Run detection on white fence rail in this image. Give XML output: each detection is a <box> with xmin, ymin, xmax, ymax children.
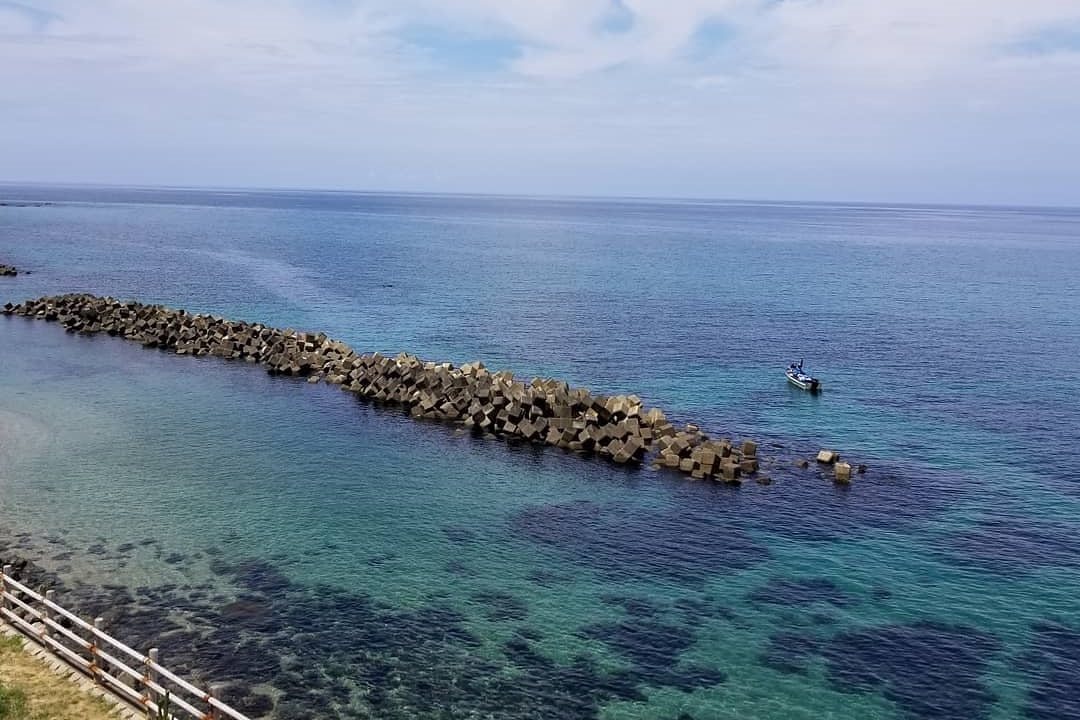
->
<box><xmin>1</xmin><ymin>564</ymin><xmax>253</xmax><ymax>720</ymax></box>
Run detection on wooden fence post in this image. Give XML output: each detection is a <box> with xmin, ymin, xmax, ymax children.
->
<box><xmin>145</xmin><ymin>647</ymin><xmax>159</xmax><ymax>718</ymax></box>
<box><xmin>43</xmin><ymin>590</ymin><xmax>55</xmax><ymax>640</ymax></box>
<box><xmin>1</xmin><ymin>564</ymin><xmax>11</xmax><ymax>613</ymax></box>
<box><xmin>92</xmin><ymin>616</ymin><xmax>105</xmax><ymax>684</ymax></box>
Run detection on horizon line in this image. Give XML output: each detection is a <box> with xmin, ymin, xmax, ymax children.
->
<box><xmin>1</xmin><ymin>178</ymin><xmax>1077</xmax><ymax>213</ymax></box>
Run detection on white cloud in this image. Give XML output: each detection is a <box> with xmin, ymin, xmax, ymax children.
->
<box><xmin>0</xmin><ymin>6</ymin><xmax>40</xmax><ymax>34</ymax></box>
<box><xmin>1</xmin><ymin>1</ymin><xmax>1079</xmax><ymax>204</ymax></box>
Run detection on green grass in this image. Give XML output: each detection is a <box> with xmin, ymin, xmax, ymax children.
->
<box><xmin>0</xmin><ymin>635</ymin><xmax>24</xmax><ymax>654</ymax></box>
<box><xmin>0</xmin><ymin>635</ymin><xmax>30</xmax><ymax>719</ymax></box>
<box><xmin>0</xmin><ymin>682</ymin><xmax>29</xmax><ymax>720</ymax></box>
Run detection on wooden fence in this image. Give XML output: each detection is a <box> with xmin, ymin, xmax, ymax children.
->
<box><xmin>1</xmin><ymin>564</ymin><xmax>253</xmax><ymax>720</ymax></box>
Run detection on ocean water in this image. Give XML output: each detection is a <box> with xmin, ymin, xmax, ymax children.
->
<box><xmin>1</xmin><ymin>185</ymin><xmax>1079</xmax><ymax>720</ymax></box>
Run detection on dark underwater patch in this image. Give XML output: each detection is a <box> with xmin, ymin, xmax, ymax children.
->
<box><xmin>940</xmin><ymin>515</ymin><xmax>1080</xmax><ymax>576</ymax></box>
<box><xmin>580</xmin><ymin>616</ymin><xmax>695</xmax><ymax>670</ymax></box>
<box><xmin>40</xmin><ymin>548</ymin><xmax>726</xmax><ymax>720</ymax></box>
<box><xmin>219</xmin><ymin>597</ymin><xmax>277</xmax><ymax>632</ymax></box>
<box><xmin>660</xmin><ymin>453</ymin><xmax>963</xmax><ymax>543</ymax></box>
<box><xmin>219</xmin><ymin>687</ymin><xmax>275</xmax><ymax>718</ymax></box>
<box><xmin>761</xmin><ymin>631</ymin><xmax>821</xmax><ymax>675</ymax></box>
<box><xmin>764</xmin><ymin>621</ymin><xmax>1000</xmax><ymax>720</ymax></box>
<box><xmin>209</xmin><ymin>557</ymin><xmax>292</xmax><ymax>594</ymax></box>
<box><xmin>1017</xmin><ymin>621</ymin><xmax>1080</xmax><ymax>720</ymax></box>
<box><xmin>0</xmin><ymin>545</ymin><xmax>816</xmax><ymax>719</ymax></box>
<box><xmin>750</xmin><ymin>577</ymin><xmax>858</xmax><ymax>607</ymax></box>
<box><xmin>511</xmin><ymin>500</ymin><xmax>767</xmax><ymax>585</ymax></box>
<box><xmin>579</xmin><ymin>614</ymin><xmax>726</xmax><ymax>693</ymax></box>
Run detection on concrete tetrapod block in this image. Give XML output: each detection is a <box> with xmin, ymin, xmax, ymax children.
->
<box><xmin>697</xmin><ymin>449</ymin><xmax>718</xmax><ymax>474</ymax></box>
<box><xmin>834</xmin><ymin>462</ymin><xmax>853</xmax><ymax>483</ymax></box>
<box><xmin>622</xmin><ymin>435</ymin><xmax>645</xmax><ymax>459</ymax></box>
<box><xmin>816</xmin><ymin>449</ymin><xmax>839</xmax><ymax>464</ymax></box>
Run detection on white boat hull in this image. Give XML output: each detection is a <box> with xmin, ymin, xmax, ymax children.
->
<box><xmin>786</xmin><ymin>371</ymin><xmax>821</xmax><ymax>392</ymax></box>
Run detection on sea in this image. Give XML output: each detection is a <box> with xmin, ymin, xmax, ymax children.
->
<box><xmin>1</xmin><ymin>184</ymin><xmax>1079</xmax><ymax>720</ymax></box>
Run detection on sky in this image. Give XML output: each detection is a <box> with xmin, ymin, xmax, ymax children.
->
<box><xmin>2</xmin><ymin>0</ymin><xmax>1079</xmax><ymax>205</ymax></box>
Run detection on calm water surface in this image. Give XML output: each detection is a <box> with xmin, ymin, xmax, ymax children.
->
<box><xmin>1</xmin><ymin>185</ymin><xmax>1079</xmax><ymax>720</ymax></box>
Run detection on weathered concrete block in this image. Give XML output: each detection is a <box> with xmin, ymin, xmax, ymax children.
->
<box><xmin>834</xmin><ymin>462</ymin><xmax>852</xmax><ymax>483</ymax></box>
<box><xmin>643</xmin><ymin>407</ymin><xmax>667</xmax><ymax>426</ymax></box>
<box><xmin>653</xmin><ymin>422</ymin><xmax>677</xmax><ymax>438</ymax></box>
<box><xmin>816</xmin><ymin>449</ymin><xmax>839</xmax><ymax>464</ymax></box>
<box><xmin>622</xmin><ymin>435</ymin><xmax>645</xmax><ymax>459</ymax></box>
<box><xmin>741</xmin><ymin>440</ymin><xmax>757</xmax><ymax>458</ymax></box>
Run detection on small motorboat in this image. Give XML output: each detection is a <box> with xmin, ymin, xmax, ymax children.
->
<box><xmin>786</xmin><ymin>360</ymin><xmax>821</xmax><ymax>392</ymax></box>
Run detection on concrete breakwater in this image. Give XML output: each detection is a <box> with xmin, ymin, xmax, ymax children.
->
<box><xmin>3</xmin><ymin>293</ymin><xmax>832</xmax><ymax>484</ymax></box>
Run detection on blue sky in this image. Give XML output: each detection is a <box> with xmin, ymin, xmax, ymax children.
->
<box><xmin>1</xmin><ymin>0</ymin><xmax>1079</xmax><ymax>205</ymax></box>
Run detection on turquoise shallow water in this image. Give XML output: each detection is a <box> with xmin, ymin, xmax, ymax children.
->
<box><xmin>1</xmin><ymin>186</ymin><xmax>1080</xmax><ymax>719</ymax></box>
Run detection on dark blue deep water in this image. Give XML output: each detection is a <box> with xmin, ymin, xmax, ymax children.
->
<box><xmin>2</xmin><ymin>185</ymin><xmax>1080</xmax><ymax>719</ymax></box>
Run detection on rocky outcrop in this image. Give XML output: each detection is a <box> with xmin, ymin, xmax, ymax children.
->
<box><xmin>0</xmin><ymin>264</ymin><xmax>17</xmax><ymax>276</ymax></box>
<box><xmin>3</xmin><ymin>294</ymin><xmax>860</xmax><ymax>485</ymax></box>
